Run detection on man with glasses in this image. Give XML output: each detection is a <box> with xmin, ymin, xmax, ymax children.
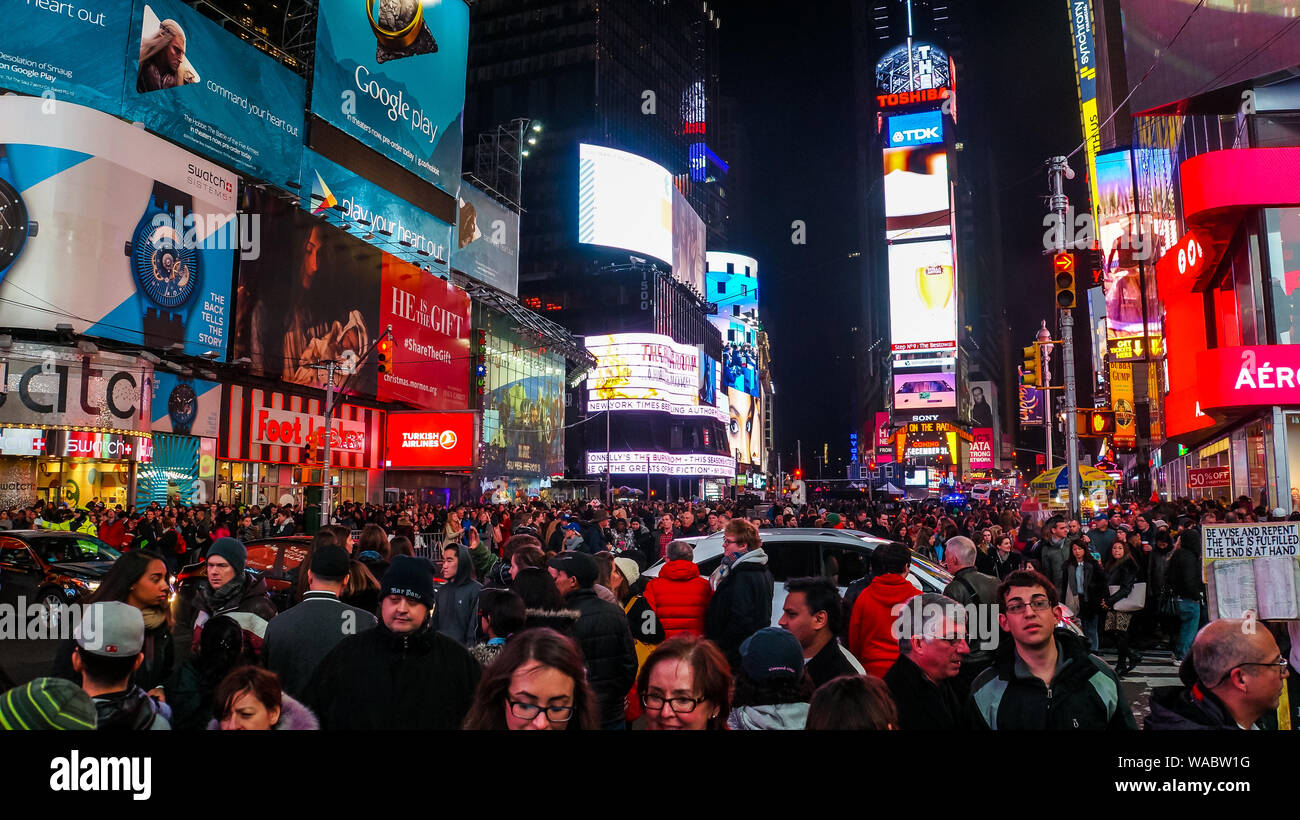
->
<box><xmin>885</xmin><ymin>593</ymin><xmax>971</xmax><ymax>730</ymax></box>
<box><xmin>1146</xmin><ymin>618</ymin><xmax>1289</xmax><ymax>730</ymax></box>
<box><xmin>968</xmin><ymin>569</ymin><xmax>1136</xmax><ymax>730</ymax></box>
<box><xmin>705</xmin><ymin>519</ymin><xmax>773</xmax><ymax>670</ymax></box>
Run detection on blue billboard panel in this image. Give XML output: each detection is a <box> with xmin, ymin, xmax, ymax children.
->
<box><xmin>0</xmin><ymin>97</ymin><xmax>237</xmax><ymax>358</ymax></box>
<box><xmin>0</xmin><ymin>0</ymin><xmax>132</xmax><ymax>112</ymax></box>
<box><xmin>310</xmin><ymin>0</ymin><xmax>469</xmax><ymax>195</ymax></box>
<box><xmin>887</xmin><ymin>111</ymin><xmax>943</xmax><ymax>147</ymax></box>
<box><xmin>120</xmin><ymin>0</ymin><xmax>306</xmax><ymax>186</ymax></box>
<box><xmin>301</xmin><ymin>148</ymin><xmax>452</xmax><ymax>272</ymax></box>
<box><xmin>451</xmin><ymin>182</ymin><xmax>520</xmax><ymax>297</ymax></box>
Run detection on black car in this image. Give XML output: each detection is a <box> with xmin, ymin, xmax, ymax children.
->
<box><xmin>0</xmin><ymin>530</ymin><xmax>120</xmax><ymax>627</ymax></box>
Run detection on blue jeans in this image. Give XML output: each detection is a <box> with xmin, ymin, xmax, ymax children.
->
<box><xmin>1175</xmin><ymin>598</ymin><xmax>1203</xmax><ymax>660</ymax></box>
<box><xmin>1080</xmin><ymin>613</ymin><xmax>1100</xmax><ymax>652</ymax></box>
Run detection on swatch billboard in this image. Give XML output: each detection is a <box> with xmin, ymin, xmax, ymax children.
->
<box><xmin>0</xmin><ymin>96</ymin><xmax>237</xmax><ymax>358</ymax></box>
<box><xmin>233</xmin><ymin>188</ymin><xmax>470</xmax><ymax>410</ymax></box>
<box><xmin>120</xmin><ymin>0</ymin><xmax>306</xmax><ymax>187</ymax></box>
<box><xmin>451</xmin><ymin>181</ymin><xmax>519</xmax><ymax>297</ymax></box>
<box><xmin>303</xmin><ymin>148</ymin><xmax>453</xmax><ymax>271</ymax></box>
<box><xmin>310</xmin><ymin>0</ymin><xmax>469</xmax><ymax>195</ymax></box>
<box><xmin>0</xmin><ymin>0</ymin><xmax>132</xmax><ymax>112</ymax></box>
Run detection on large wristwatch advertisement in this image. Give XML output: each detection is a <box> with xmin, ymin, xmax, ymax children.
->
<box><xmin>125</xmin><ymin>180</ymin><xmax>202</xmax><ymax>347</ymax></box>
<box><xmin>0</xmin><ymin>147</ymin><xmax>37</xmax><ymax>278</ymax></box>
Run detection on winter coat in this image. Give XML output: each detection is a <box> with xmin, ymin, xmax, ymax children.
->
<box><xmin>434</xmin><ymin>544</ymin><xmax>483</xmax><ymax>646</ymax></box>
<box><xmin>52</xmin><ymin>613</ymin><xmax>174</xmax><ymax>693</ymax></box>
<box><xmin>704</xmin><ymin>549</ymin><xmax>775</xmax><ymax>668</ymax></box>
<box><xmin>207</xmin><ymin>693</ymin><xmax>319</xmax><ymax>730</ymax></box>
<box><xmin>848</xmin><ymin>573</ymin><xmax>920</xmax><ymax>677</ymax></box>
<box><xmin>1102</xmin><ymin>558</ymin><xmax>1140</xmax><ymax>610</ymax></box>
<box><xmin>523</xmin><ymin>607</ymin><xmax>581</xmax><ymax>636</ymax></box>
<box><xmin>968</xmin><ymin>628</ymin><xmax>1137</xmax><ymax>730</ymax></box>
<box><xmin>644</xmin><ymin>560</ymin><xmax>712</xmax><ymax>638</ymax></box>
<box><xmin>263</xmin><ymin>590</ymin><xmax>377</xmax><ymax>698</ymax></box>
<box><xmin>984</xmin><ymin>548</ymin><xmax>1025</xmax><ymax>580</ymax></box>
<box><xmin>302</xmin><ymin>617</ymin><xmax>481</xmax><ymax>730</ymax></box>
<box><xmin>1038</xmin><ymin>539</ymin><xmax>1070</xmax><ymax>589</ymax></box>
<box><xmin>1059</xmin><ymin>560</ymin><xmax>1107</xmax><ymax>618</ymax></box>
<box><xmin>727</xmin><ymin>702</ymin><xmax>809</xmax><ymax>730</ymax></box>
<box><xmin>1168</xmin><ymin>543</ymin><xmax>1204</xmax><ymax>600</ymax></box>
<box><xmin>884</xmin><ymin>652</ymin><xmax>967</xmax><ymax>730</ymax></box>
<box><xmin>192</xmin><ymin>571</ymin><xmax>278</xmax><ymax>658</ymax></box>
<box><xmin>91</xmin><ymin>685</ymin><xmax>172</xmax><ymax>730</ymax></box>
<box><xmin>1144</xmin><ymin>684</ymin><xmax>1251</xmax><ymax>730</ymax></box>
<box><xmin>565</xmin><ymin>587</ymin><xmax>638</xmax><ymax>725</ymax></box>
<box><xmin>804</xmin><ymin>637</ymin><xmax>865</xmax><ymax>688</ymax></box>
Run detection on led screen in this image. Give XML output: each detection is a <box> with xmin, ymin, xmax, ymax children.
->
<box><xmin>577</xmin><ymin>144</ymin><xmax>673</xmax><ymax>264</ymax></box>
<box><xmin>888</xmin><ymin>240</ymin><xmax>957</xmax><ymax>353</ymax></box>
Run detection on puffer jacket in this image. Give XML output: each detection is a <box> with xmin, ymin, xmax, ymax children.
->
<box><xmin>704</xmin><ymin>549</ymin><xmax>775</xmax><ymax>668</ymax></box>
<box><xmin>565</xmin><ymin>588</ymin><xmax>638</xmax><ymax>726</ymax></box>
<box><xmin>727</xmin><ymin>702</ymin><xmax>809</xmax><ymax>730</ymax></box>
<box><xmin>968</xmin><ymin>628</ymin><xmax>1137</xmax><ymax>730</ymax></box>
<box><xmin>92</xmin><ymin>685</ymin><xmax>172</xmax><ymax>730</ymax></box>
<box><xmin>644</xmin><ymin>560</ymin><xmax>712</xmax><ymax>637</ymax></box>
<box><xmin>192</xmin><ymin>571</ymin><xmax>278</xmax><ymax>658</ymax></box>
<box><xmin>433</xmin><ymin>544</ymin><xmax>482</xmax><ymax>646</ymax></box>
<box><xmin>847</xmin><ymin>573</ymin><xmax>920</xmax><ymax>677</ymax></box>
<box><xmin>207</xmin><ymin>693</ymin><xmax>319</xmax><ymax>730</ymax></box>
<box><xmin>1144</xmin><ymin>684</ymin><xmax>1249</xmax><ymax>730</ymax></box>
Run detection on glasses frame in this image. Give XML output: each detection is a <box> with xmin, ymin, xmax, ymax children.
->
<box><xmin>641</xmin><ymin>693</ymin><xmax>706</xmax><ymax>714</ymax></box>
<box><xmin>1004</xmin><ymin>598</ymin><xmax>1053</xmax><ymax>615</ymax></box>
<box><xmin>506</xmin><ymin>699</ymin><xmax>573</xmax><ymax>723</ymax></box>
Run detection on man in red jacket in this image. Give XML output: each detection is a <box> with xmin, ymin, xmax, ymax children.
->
<box><xmin>644</xmin><ymin>541</ymin><xmax>712</xmax><ymax>637</ymax></box>
<box><xmin>98</xmin><ymin>509</ymin><xmax>127</xmax><ymax>549</ymax></box>
<box><xmin>848</xmin><ymin>542</ymin><xmax>920</xmax><ymax>677</ymax></box>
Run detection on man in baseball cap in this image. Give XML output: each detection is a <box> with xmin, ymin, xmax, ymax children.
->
<box><xmin>73</xmin><ymin>602</ymin><xmax>172</xmax><ymax>730</ymax></box>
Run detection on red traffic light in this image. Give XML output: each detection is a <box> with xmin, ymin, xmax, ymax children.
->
<box><xmin>377</xmin><ymin>338</ymin><xmax>393</xmax><ymax>374</ymax></box>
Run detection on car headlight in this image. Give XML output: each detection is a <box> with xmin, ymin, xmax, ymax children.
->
<box><xmin>85</xmin><ymin>580</ymin><xmax>100</xmax><ymax>591</ymax></box>
<box><xmin>168</xmin><ymin>575</ymin><xmax>177</xmax><ymax>586</ymax></box>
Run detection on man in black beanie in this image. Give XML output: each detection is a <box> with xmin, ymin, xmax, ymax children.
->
<box><xmin>302</xmin><ymin>555</ymin><xmax>481</xmax><ymax>730</ymax></box>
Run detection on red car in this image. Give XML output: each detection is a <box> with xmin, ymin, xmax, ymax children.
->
<box><xmin>172</xmin><ymin>536</ymin><xmax>311</xmax><ymax>621</ymax></box>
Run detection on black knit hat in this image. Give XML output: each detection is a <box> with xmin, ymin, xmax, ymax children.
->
<box><xmin>380</xmin><ymin>555</ymin><xmax>436</xmax><ymax>608</ymax></box>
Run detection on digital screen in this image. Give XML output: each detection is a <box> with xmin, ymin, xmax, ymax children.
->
<box><xmin>586</xmin><ymin>333</ymin><xmax>725</xmax><ymax>421</ymax></box>
<box><xmin>587</xmin><ymin>450</ymin><xmax>736</xmax><ymax>479</ymax></box>
<box><xmin>905</xmin><ymin>467</ymin><xmax>929</xmax><ymax>487</ymax></box>
<box><xmin>888</xmin><ymin>239</ymin><xmax>958</xmax><ymax>352</ymax></box>
<box><xmin>887</xmin><ymin>111</ymin><xmax>944</xmax><ymax>147</ymax></box>
<box><xmin>893</xmin><ymin>372</ymin><xmax>956</xmax><ymax>410</ymax></box>
<box><xmin>883</xmin><ymin>142</ymin><xmax>950</xmax><ymax>241</ymax></box>
<box><xmin>310</xmin><ymin>0</ymin><xmax>469</xmax><ymax>193</ymax></box>
<box><xmin>0</xmin><ymin>96</ymin><xmax>236</xmax><ymax>358</ymax></box>
<box><xmin>672</xmin><ymin>186</ymin><xmax>707</xmax><ymax>294</ymax></box>
<box><xmin>385</xmin><ymin>411</ymin><xmax>476</xmax><ymax>469</ymax></box>
<box><xmin>121</xmin><ymin>0</ymin><xmax>306</xmax><ymax>186</ymax></box>
<box><xmin>577</xmin><ymin>144</ymin><xmax>674</xmax><ymax>264</ymax></box>
<box><xmin>452</xmin><ymin>181</ymin><xmax>520</xmax><ymax>297</ymax></box>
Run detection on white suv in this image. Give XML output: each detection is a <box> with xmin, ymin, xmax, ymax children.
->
<box><xmin>642</xmin><ymin>528</ymin><xmax>953</xmax><ymax>627</ymax></box>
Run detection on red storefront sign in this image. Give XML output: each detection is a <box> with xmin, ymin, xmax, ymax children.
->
<box><xmin>1187</xmin><ymin>466</ymin><xmax>1230</xmax><ymax>490</ymax></box>
<box><xmin>385</xmin><ymin>412</ymin><xmax>476</xmax><ymax>469</ymax></box>
<box><xmin>970</xmin><ymin>428</ymin><xmax>993</xmax><ymax>469</ymax></box>
<box><xmin>222</xmin><ymin>386</ymin><xmax>384</xmax><ymax>469</ymax></box>
<box><xmin>1196</xmin><ymin>346</ymin><xmax>1300</xmax><ymax>413</ymax></box>
<box><xmin>874</xmin><ymin>412</ymin><xmax>894</xmax><ymax>463</ymax></box>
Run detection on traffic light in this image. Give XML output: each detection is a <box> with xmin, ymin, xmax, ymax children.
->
<box><xmin>1021</xmin><ymin>344</ymin><xmax>1042</xmax><ymax>387</ymax></box>
<box><xmin>1077</xmin><ymin>409</ymin><xmax>1116</xmax><ymax>437</ymax></box>
<box><xmin>303</xmin><ymin>434</ymin><xmax>317</xmax><ymax>464</ymax></box>
<box><xmin>793</xmin><ymin>468</ymin><xmax>802</xmax><ymax>480</ymax></box>
<box><xmin>1053</xmin><ymin>252</ymin><xmax>1076</xmax><ymax>309</ymax></box>
<box><xmin>377</xmin><ymin>338</ymin><xmax>393</xmax><ymax>374</ymax></box>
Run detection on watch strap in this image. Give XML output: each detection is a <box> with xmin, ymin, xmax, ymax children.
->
<box><xmin>143</xmin><ymin>307</ymin><xmax>184</xmax><ymax>349</ymax></box>
<box><xmin>150</xmin><ymin>180</ymin><xmax>193</xmax><ymax>214</ymax></box>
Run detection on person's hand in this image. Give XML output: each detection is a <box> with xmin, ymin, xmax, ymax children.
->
<box><xmin>149</xmin><ymin>688</ymin><xmax>166</xmax><ymax>704</ymax></box>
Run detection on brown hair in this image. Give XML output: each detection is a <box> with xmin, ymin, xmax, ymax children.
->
<box><xmin>512</xmin><ymin>545</ymin><xmax>546</xmax><ymax>570</ymax></box>
<box><xmin>724</xmin><ymin>518</ymin><xmax>760</xmax><ymax>552</ymax></box>
<box><xmin>213</xmin><ymin>665</ymin><xmax>282</xmax><ymax>724</ymax></box>
<box><xmin>342</xmin><ymin>558</ymin><xmax>380</xmax><ymax>601</ymax></box>
<box><xmin>636</xmin><ymin>635</ymin><xmax>732</xmax><ymax>730</ymax></box>
<box><xmin>358</xmin><ymin>524</ymin><xmax>389</xmax><ymax>559</ymax></box>
<box><xmin>502</xmin><ymin>534</ymin><xmax>541</xmax><ymax>561</ymax></box>
<box><xmin>805</xmin><ymin>675</ymin><xmax>898</xmax><ymax>730</ymax></box>
<box><xmin>996</xmin><ymin>569</ymin><xmax>1059</xmax><ymax>611</ymax></box>
<box><xmin>462</xmin><ymin>628</ymin><xmax>598</xmax><ymax>730</ymax></box>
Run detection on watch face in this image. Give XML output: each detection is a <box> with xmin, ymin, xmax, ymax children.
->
<box><xmin>131</xmin><ymin>213</ymin><xmax>200</xmax><ymax>309</ymax></box>
<box><xmin>169</xmin><ymin>382</ymin><xmax>198</xmax><ymax>430</ymax></box>
<box><xmin>0</xmin><ymin>177</ymin><xmax>30</xmax><ymax>273</ymax></box>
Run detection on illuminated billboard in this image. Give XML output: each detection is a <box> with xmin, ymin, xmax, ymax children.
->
<box><xmin>875</xmin><ymin>40</ymin><xmax>951</xmax><ymax>96</ymax></box>
<box><xmin>587</xmin><ymin>450</ymin><xmax>736</xmax><ymax>479</ymax></box>
<box><xmin>887</xmin><ymin>111</ymin><xmax>944</xmax><ymax>148</ymax></box>
<box><xmin>888</xmin><ymin>240</ymin><xmax>958</xmax><ymax>353</ymax></box>
<box><xmin>577</xmin><ymin>144</ymin><xmax>673</xmax><ymax>264</ymax></box>
<box><xmin>706</xmin><ymin>252</ymin><xmax>760</xmax><ymax>345</ymax></box>
<box><xmin>672</xmin><ymin>186</ymin><xmax>707</xmax><ymax>295</ymax></box>
<box><xmin>893</xmin><ymin>362</ymin><xmax>958</xmax><ymax>425</ymax></box>
<box><xmin>586</xmin><ymin>333</ymin><xmax>726</xmax><ymax>422</ymax></box>
<box><xmin>385</xmin><ymin>411</ymin><xmax>476</xmax><ymax>470</ymax></box>
<box><xmin>883</xmin><ymin>142</ymin><xmax>950</xmax><ymax>241</ymax></box>
<box><xmin>1066</xmin><ymin>0</ymin><xmax>1101</xmax><ymax>223</ymax></box>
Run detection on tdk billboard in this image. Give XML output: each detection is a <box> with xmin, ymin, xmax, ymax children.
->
<box><xmin>888</xmin><ymin>111</ymin><xmax>943</xmax><ymax>147</ymax></box>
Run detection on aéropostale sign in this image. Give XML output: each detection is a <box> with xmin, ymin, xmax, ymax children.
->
<box><xmin>120</xmin><ymin>0</ymin><xmax>305</xmax><ymax>186</ymax></box>
<box><xmin>310</xmin><ymin>0</ymin><xmax>469</xmax><ymax>194</ymax></box>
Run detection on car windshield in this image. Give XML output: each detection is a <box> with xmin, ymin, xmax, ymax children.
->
<box><xmin>31</xmin><ymin>536</ymin><xmax>120</xmax><ymax>564</ymax></box>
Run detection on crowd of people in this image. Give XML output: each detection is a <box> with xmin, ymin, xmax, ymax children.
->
<box><xmin>0</xmin><ymin>491</ymin><xmax>1293</xmax><ymax>731</ymax></box>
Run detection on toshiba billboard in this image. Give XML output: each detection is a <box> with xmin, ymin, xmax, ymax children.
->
<box><xmin>385</xmin><ymin>412</ymin><xmax>477</xmax><ymax>470</ymax></box>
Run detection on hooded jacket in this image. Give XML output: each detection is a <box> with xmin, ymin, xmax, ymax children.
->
<box><xmin>565</xmin><ymin>587</ymin><xmax>638</xmax><ymax>725</ymax></box>
<box><xmin>434</xmin><ymin>544</ymin><xmax>483</xmax><ymax>646</ymax></box>
<box><xmin>1038</xmin><ymin>538</ymin><xmax>1071</xmax><ymax>590</ymax></box>
<box><xmin>302</xmin><ymin>616</ymin><xmax>481</xmax><ymax>730</ymax></box>
<box><xmin>968</xmin><ymin>628</ymin><xmax>1137</xmax><ymax>730</ymax></box>
<box><xmin>644</xmin><ymin>559</ymin><xmax>712</xmax><ymax>638</ymax></box>
<box><xmin>727</xmin><ymin>702</ymin><xmax>809</xmax><ymax>730</ymax></box>
<box><xmin>192</xmin><ymin>571</ymin><xmax>278</xmax><ymax>659</ymax></box>
<box><xmin>92</xmin><ymin>685</ymin><xmax>172</xmax><ymax>730</ymax></box>
<box><xmin>847</xmin><ymin>573</ymin><xmax>920</xmax><ymax>677</ymax></box>
<box><xmin>1144</xmin><ymin>683</ymin><xmax>1252</xmax><ymax>730</ymax></box>
<box><xmin>704</xmin><ymin>548</ymin><xmax>775</xmax><ymax>667</ymax></box>
<box><xmin>207</xmin><ymin>693</ymin><xmax>319</xmax><ymax>730</ymax></box>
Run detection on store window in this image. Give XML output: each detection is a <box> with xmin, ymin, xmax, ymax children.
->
<box><xmin>1196</xmin><ymin>438</ymin><xmax>1230</xmax><ymax>503</ymax></box>
<box><xmin>1286</xmin><ymin>413</ymin><xmax>1300</xmax><ymax>512</ymax></box>
<box><xmin>1265</xmin><ymin>208</ymin><xmax>1300</xmax><ymax>346</ymax></box>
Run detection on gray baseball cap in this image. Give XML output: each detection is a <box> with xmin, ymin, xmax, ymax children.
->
<box><xmin>75</xmin><ymin>601</ymin><xmax>144</xmax><ymax>658</ymax></box>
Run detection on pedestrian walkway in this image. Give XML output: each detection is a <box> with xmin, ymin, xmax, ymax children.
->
<box><xmin>1096</xmin><ymin>648</ymin><xmax>1182</xmax><ymax>728</ymax></box>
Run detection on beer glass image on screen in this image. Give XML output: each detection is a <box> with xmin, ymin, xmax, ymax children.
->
<box><xmin>136</xmin><ymin>7</ymin><xmax>200</xmax><ymax>93</ymax></box>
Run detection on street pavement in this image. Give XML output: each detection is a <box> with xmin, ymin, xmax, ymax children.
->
<box><xmin>1096</xmin><ymin>647</ymin><xmax>1183</xmax><ymax>728</ymax></box>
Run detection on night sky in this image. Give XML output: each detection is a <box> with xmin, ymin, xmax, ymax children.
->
<box><xmin>714</xmin><ymin>0</ymin><xmax>1092</xmax><ymax>474</ymax></box>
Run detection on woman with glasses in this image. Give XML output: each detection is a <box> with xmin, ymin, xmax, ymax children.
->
<box><xmin>637</xmin><ymin>634</ymin><xmax>731</xmax><ymax>730</ymax></box>
<box><xmin>462</xmin><ymin>628</ymin><xmax>598</xmax><ymax>730</ymax></box>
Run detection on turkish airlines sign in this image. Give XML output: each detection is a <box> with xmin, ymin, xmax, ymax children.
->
<box><xmin>1188</xmin><ymin>466</ymin><xmax>1230</xmax><ymax>489</ymax></box>
<box><xmin>385</xmin><ymin>412</ymin><xmax>476</xmax><ymax>469</ymax></box>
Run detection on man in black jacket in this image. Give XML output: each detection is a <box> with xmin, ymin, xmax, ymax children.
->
<box><xmin>884</xmin><ymin>593</ymin><xmax>971</xmax><ymax>730</ymax></box>
<box><xmin>549</xmin><ymin>551</ymin><xmax>637</xmax><ymax>730</ymax></box>
<box><xmin>942</xmin><ymin>536</ymin><xmax>1001</xmax><ymax>694</ymax></box>
<box><xmin>779</xmin><ymin>577</ymin><xmax>863</xmax><ymax>687</ymax></box>
<box><xmin>303</xmin><ymin>555</ymin><xmax>480</xmax><ymax>730</ymax></box>
<box><xmin>704</xmin><ymin>519</ymin><xmax>774</xmax><ymax>670</ymax></box>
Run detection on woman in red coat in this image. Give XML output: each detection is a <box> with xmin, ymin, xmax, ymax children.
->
<box><xmin>644</xmin><ymin>542</ymin><xmax>712</xmax><ymax>638</ymax></box>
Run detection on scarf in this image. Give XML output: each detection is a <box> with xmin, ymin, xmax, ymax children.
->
<box><xmin>140</xmin><ymin>606</ymin><xmax>168</xmax><ymax>630</ymax></box>
<box><xmin>204</xmin><ymin>573</ymin><xmax>247</xmax><ymax>613</ymax></box>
